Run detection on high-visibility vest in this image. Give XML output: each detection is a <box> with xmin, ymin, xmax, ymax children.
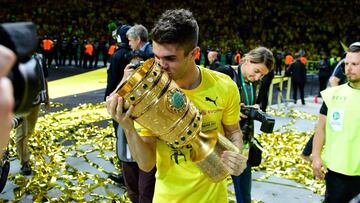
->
<box><xmin>285</xmin><ymin>55</ymin><xmax>293</xmax><ymax>65</ymax></box>
<box><xmin>321</xmin><ymin>84</ymin><xmax>360</xmax><ymax>175</ymax></box>
<box><xmin>85</xmin><ymin>44</ymin><xmax>94</xmax><ymax>55</ymax></box>
<box><xmin>300</xmin><ymin>56</ymin><xmax>307</xmax><ymax>65</ymax></box>
<box><xmin>108</xmin><ymin>45</ymin><xmax>116</xmax><ymax>55</ymax></box>
<box><xmin>234</xmin><ymin>53</ymin><xmax>241</xmax><ymax>64</ymax></box>
<box><xmin>42</xmin><ymin>39</ymin><xmax>53</xmax><ymax>51</ymax></box>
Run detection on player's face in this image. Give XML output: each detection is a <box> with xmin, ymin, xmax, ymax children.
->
<box><xmin>153</xmin><ymin>42</ymin><xmax>195</xmax><ymax>81</ymax></box>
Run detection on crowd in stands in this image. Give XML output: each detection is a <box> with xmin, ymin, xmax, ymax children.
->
<box><xmin>1</xmin><ymin>0</ymin><xmax>359</xmax><ymax>62</ymax></box>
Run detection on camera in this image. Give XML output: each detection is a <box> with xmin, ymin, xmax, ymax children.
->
<box><xmin>129</xmin><ymin>60</ymin><xmax>144</xmax><ymax>70</ymax></box>
<box><xmin>0</xmin><ymin>22</ymin><xmax>46</xmax><ymax>116</ymax></box>
<box><xmin>129</xmin><ymin>50</ymin><xmax>145</xmax><ymax>69</ymax></box>
<box><xmin>0</xmin><ymin>150</ymin><xmax>10</xmax><ymax>193</ymax></box>
<box><xmin>241</xmin><ymin>106</ymin><xmax>275</xmax><ymax>133</ymax></box>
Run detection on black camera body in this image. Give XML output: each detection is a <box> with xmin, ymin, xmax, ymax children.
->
<box><xmin>128</xmin><ymin>50</ymin><xmax>145</xmax><ymax>69</ymax></box>
<box><xmin>0</xmin><ymin>22</ymin><xmax>45</xmax><ymax>116</ymax></box>
<box><xmin>130</xmin><ymin>60</ymin><xmax>144</xmax><ymax>70</ymax></box>
<box><xmin>241</xmin><ymin>106</ymin><xmax>275</xmax><ymax>133</ymax></box>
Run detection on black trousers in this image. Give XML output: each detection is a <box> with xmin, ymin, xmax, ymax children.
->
<box><xmin>325</xmin><ymin>169</ymin><xmax>360</xmax><ymax>203</ymax></box>
<box><xmin>122</xmin><ymin>162</ymin><xmax>156</xmax><ymax>203</ymax></box>
<box><xmin>302</xmin><ymin>134</ymin><xmax>314</xmax><ymax>156</ymax></box>
<box><xmin>275</xmin><ymin>62</ymin><xmax>282</xmax><ymax>75</ymax></box>
<box><xmin>292</xmin><ymin>81</ymin><xmax>305</xmax><ymax>104</ymax></box>
<box><xmin>319</xmin><ymin>75</ymin><xmax>329</xmax><ymax>95</ymax></box>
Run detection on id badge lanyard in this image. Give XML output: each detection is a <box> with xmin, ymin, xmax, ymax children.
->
<box><xmin>239</xmin><ymin>67</ymin><xmax>254</xmax><ymax>105</ymax></box>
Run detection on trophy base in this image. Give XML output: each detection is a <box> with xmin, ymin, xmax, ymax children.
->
<box><xmin>191</xmin><ymin>132</ymin><xmax>240</xmax><ymax>182</ymax></box>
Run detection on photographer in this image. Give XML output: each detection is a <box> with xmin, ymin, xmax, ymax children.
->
<box><xmin>1</xmin><ymin>22</ymin><xmax>47</xmax><ymax>191</ymax></box>
<box><xmin>0</xmin><ymin>45</ymin><xmax>16</xmax><ymax>159</ymax></box>
<box><xmin>233</xmin><ymin>47</ymin><xmax>274</xmax><ymax>203</ymax></box>
<box><xmin>14</xmin><ymin>52</ymin><xmax>49</xmax><ymax>175</ymax></box>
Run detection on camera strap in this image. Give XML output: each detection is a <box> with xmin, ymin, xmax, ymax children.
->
<box><xmin>239</xmin><ymin>67</ymin><xmax>254</xmax><ymax>105</ymax></box>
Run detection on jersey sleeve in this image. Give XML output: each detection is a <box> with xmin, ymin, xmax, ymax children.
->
<box><xmin>134</xmin><ymin>122</ymin><xmax>155</xmax><ymax>137</ymax></box>
<box><xmin>222</xmin><ymin>79</ymin><xmax>241</xmax><ymax>125</ymax></box>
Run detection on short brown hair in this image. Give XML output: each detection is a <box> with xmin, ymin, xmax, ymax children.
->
<box><xmin>242</xmin><ymin>47</ymin><xmax>274</xmax><ymax>71</ymax></box>
<box><xmin>151</xmin><ymin>9</ymin><xmax>199</xmax><ymax>55</ymax></box>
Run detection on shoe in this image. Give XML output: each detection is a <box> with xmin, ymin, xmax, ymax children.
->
<box><xmin>108</xmin><ymin>174</ymin><xmax>125</xmax><ymax>185</ymax></box>
<box><xmin>20</xmin><ymin>162</ymin><xmax>32</xmax><ymax>176</ymax></box>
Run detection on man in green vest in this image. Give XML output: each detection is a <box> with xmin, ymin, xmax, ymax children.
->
<box><xmin>312</xmin><ymin>42</ymin><xmax>360</xmax><ymax>203</ymax></box>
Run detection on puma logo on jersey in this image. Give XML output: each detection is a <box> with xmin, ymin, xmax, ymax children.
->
<box><xmin>205</xmin><ymin>96</ymin><xmax>218</xmax><ymax>106</ymax></box>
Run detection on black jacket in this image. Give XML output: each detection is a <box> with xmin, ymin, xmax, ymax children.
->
<box><xmin>287</xmin><ymin>59</ymin><xmax>307</xmax><ymax>83</ymax></box>
<box><xmin>104</xmin><ymin>25</ymin><xmax>132</xmax><ymax>99</ymax></box>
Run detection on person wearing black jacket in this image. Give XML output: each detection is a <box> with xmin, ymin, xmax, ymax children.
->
<box><xmin>104</xmin><ymin>25</ymin><xmax>132</xmax><ymax>98</ymax></box>
<box><xmin>256</xmin><ymin>70</ymin><xmax>274</xmax><ymax>112</ymax></box>
<box><xmin>317</xmin><ymin>54</ymin><xmax>332</xmax><ymax>96</ymax></box>
<box><xmin>287</xmin><ymin>55</ymin><xmax>307</xmax><ymax>104</ymax></box>
<box><xmin>208</xmin><ymin>51</ymin><xmax>221</xmax><ymax>70</ymax></box>
<box><xmin>104</xmin><ymin>24</ymin><xmax>132</xmax><ymax>188</ymax></box>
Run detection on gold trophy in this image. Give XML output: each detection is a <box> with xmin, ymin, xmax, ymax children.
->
<box><xmin>116</xmin><ymin>58</ymin><xmax>240</xmax><ymax>182</ymax></box>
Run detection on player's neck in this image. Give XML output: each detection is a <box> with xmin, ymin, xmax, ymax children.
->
<box><xmin>177</xmin><ymin>63</ymin><xmax>201</xmax><ymax>90</ymax></box>
<box><xmin>240</xmin><ymin>65</ymin><xmax>248</xmax><ymax>82</ymax></box>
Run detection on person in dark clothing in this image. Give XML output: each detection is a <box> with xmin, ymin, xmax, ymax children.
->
<box><xmin>317</xmin><ymin>55</ymin><xmax>332</xmax><ymax>96</ymax></box>
<box><xmin>126</xmin><ymin>24</ymin><xmax>154</xmax><ymax>60</ymax></box>
<box><xmin>209</xmin><ymin>50</ymin><xmax>236</xmax><ymax>79</ymax></box>
<box><xmin>52</xmin><ymin>38</ymin><xmax>60</xmax><ymax>67</ymax></box>
<box><xmin>59</xmin><ymin>37</ymin><xmax>68</xmax><ymax>66</ymax></box>
<box><xmin>203</xmin><ymin>46</ymin><xmax>211</xmax><ymax>67</ymax></box>
<box><xmin>104</xmin><ymin>25</ymin><xmax>132</xmax><ymax>98</ymax></box>
<box><xmin>287</xmin><ymin>56</ymin><xmax>307</xmax><ymax>104</ymax></box>
<box><xmin>100</xmin><ymin>39</ymin><xmax>110</xmax><ymax>67</ymax></box>
<box><xmin>104</xmin><ymin>24</ymin><xmax>132</xmax><ymax>193</ymax></box>
<box><xmin>78</xmin><ymin>39</ymin><xmax>86</xmax><ymax>67</ymax></box>
<box><xmin>208</xmin><ymin>51</ymin><xmax>221</xmax><ymax>70</ymax></box>
<box><xmin>329</xmin><ymin>59</ymin><xmax>346</xmax><ymax>87</ymax></box>
<box><xmin>274</xmin><ymin>51</ymin><xmax>283</xmax><ymax>75</ymax></box>
<box><xmin>68</xmin><ymin>36</ymin><xmax>79</xmax><ymax>67</ymax></box>
<box><xmin>105</xmin><ymin>28</ymin><xmax>131</xmax><ymax>101</ymax></box>
<box><xmin>225</xmin><ymin>48</ymin><xmax>233</xmax><ymax>65</ymax></box>
<box><xmin>256</xmin><ymin>70</ymin><xmax>274</xmax><ymax>112</ymax></box>
<box><xmin>92</xmin><ymin>39</ymin><xmax>100</xmax><ymax>68</ymax></box>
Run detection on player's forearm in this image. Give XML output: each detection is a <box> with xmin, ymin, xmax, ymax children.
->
<box><xmin>123</xmin><ymin>126</ymin><xmax>156</xmax><ymax>172</ymax></box>
<box><xmin>224</xmin><ymin>126</ymin><xmax>244</xmax><ymax>153</ymax></box>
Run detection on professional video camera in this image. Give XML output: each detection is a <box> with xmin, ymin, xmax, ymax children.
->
<box><xmin>0</xmin><ymin>22</ymin><xmax>46</xmax><ymax>116</ymax></box>
<box><xmin>241</xmin><ymin>106</ymin><xmax>275</xmax><ymax>133</ymax></box>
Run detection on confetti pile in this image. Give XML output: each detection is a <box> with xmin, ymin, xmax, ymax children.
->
<box><xmin>4</xmin><ymin>103</ymin><xmax>325</xmax><ymax>202</ymax></box>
